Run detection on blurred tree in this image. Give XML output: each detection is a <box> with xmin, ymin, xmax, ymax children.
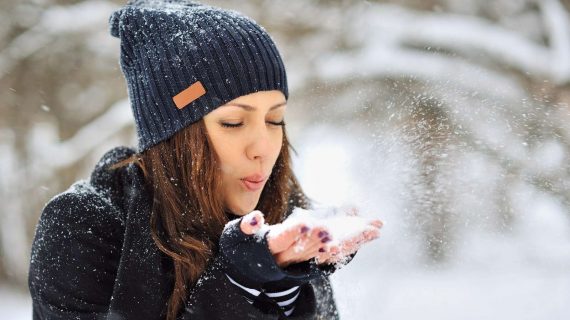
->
<box><xmin>0</xmin><ymin>0</ymin><xmax>569</xmax><ymax>289</ymax></box>
<box><xmin>0</xmin><ymin>0</ymin><xmax>129</xmax><ymax>286</ymax></box>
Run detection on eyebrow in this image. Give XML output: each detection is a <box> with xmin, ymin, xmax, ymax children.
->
<box><xmin>221</xmin><ymin>101</ymin><xmax>287</xmax><ymax>111</ymax></box>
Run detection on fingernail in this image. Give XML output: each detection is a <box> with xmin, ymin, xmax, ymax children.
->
<box><xmin>301</xmin><ymin>226</ymin><xmax>309</xmax><ymax>233</ymax></box>
<box><xmin>321</xmin><ymin>237</ymin><xmax>331</xmax><ymax>243</ymax></box>
<box><xmin>318</xmin><ymin>231</ymin><xmax>329</xmax><ymax>238</ymax></box>
<box><xmin>249</xmin><ymin>217</ymin><xmax>258</xmax><ymax>226</ymax></box>
<box><xmin>319</xmin><ymin>247</ymin><xmax>326</xmax><ymax>253</ymax></box>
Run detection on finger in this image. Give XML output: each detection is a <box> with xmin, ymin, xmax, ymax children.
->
<box><xmin>316</xmin><ymin>245</ymin><xmax>340</xmax><ymax>264</ymax></box>
<box><xmin>267</xmin><ymin>223</ymin><xmax>311</xmax><ymax>254</ymax></box>
<box><xmin>276</xmin><ymin>227</ymin><xmax>331</xmax><ymax>266</ymax></box>
<box><xmin>315</xmin><ymin>246</ymin><xmax>334</xmax><ymax>263</ymax></box>
<box><xmin>364</xmin><ymin>229</ymin><xmax>381</xmax><ymax>240</ymax></box>
<box><xmin>300</xmin><ymin>226</ymin><xmax>332</xmax><ymax>253</ymax></box>
<box><xmin>325</xmin><ymin>241</ymin><xmax>363</xmax><ymax>265</ymax></box>
<box><xmin>240</xmin><ymin>210</ymin><xmax>265</xmax><ymax>235</ymax></box>
<box><xmin>273</xmin><ymin>241</ymin><xmax>312</xmax><ymax>267</ymax></box>
<box><xmin>370</xmin><ymin>219</ymin><xmax>384</xmax><ymax>229</ymax></box>
<box><xmin>311</xmin><ymin>227</ymin><xmax>332</xmax><ymax>244</ymax></box>
<box><xmin>360</xmin><ymin>228</ymin><xmax>380</xmax><ymax>240</ymax></box>
<box><xmin>299</xmin><ymin>227</ymin><xmax>333</xmax><ymax>262</ymax></box>
<box><xmin>337</xmin><ymin>232</ymin><xmax>370</xmax><ymax>256</ymax></box>
<box><xmin>279</xmin><ymin>235</ymin><xmax>323</xmax><ymax>266</ymax></box>
<box><xmin>289</xmin><ymin>227</ymin><xmax>323</xmax><ymax>255</ymax></box>
<box><xmin>333</xmin><ymin>229</ymin><xmax>380</xmax><ymax>260</ymax></box>
<box><xmin>299</xmin><ymin>237</ymin><xmax>324</xmax><ymax>260</ymax></box>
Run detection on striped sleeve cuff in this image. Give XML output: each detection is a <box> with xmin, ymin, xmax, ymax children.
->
<box><xmin>225</xmin><ymin>273</ymin><xmax>300</xmax><ymax>317</ymax></box>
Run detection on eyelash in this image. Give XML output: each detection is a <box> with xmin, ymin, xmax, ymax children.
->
<box><xmin>221</xmin><ymin>120</ymin><xmax>286</xmax><ymax>128</ymax></box>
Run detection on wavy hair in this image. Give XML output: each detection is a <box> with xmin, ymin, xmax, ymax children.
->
<box><xmin>110</xmin><ymin>118</ymin><xmax>311</xmax><ymax>319</ymax></box>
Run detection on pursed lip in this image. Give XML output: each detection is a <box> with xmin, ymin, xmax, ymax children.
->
<box><xmin>240</xmin><ymin>174</ymin><xmax>267</xmax><ymax>191</ymax></box>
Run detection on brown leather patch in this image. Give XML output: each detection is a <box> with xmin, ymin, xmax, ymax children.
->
<box><xmin>172</xmin><ymin>81</ymin><xmax>206</xmax><ymax>109</ymax></box>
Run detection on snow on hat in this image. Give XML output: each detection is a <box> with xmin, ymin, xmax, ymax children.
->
<box><xmin>109</xmin><ymin>0</ymin><xmax>288</xmax><ymax>152</ymax></box>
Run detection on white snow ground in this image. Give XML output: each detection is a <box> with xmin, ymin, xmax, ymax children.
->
<box><xmin>0</xmin><ymin>285</ymin><xmax>31</xmax><ymax>319</ymax></box>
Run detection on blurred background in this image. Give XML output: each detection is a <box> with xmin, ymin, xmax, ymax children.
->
<box><xmin>1</xmin><ymin>0</ymin><xmax>569</xmax><ymax>319</ymax></box>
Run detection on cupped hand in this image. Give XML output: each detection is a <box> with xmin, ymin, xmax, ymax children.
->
<box><xmin>239</xmin><ymin>210</ymin><xmax>384</xmax><ymax>268</ymax></box>
<box><xmin>239</xmin><ymin>211</ymin><xmax>332</xmax><ymax>268</ymax></box>
<box><xmin>315</xmin><ymin>218</ymin><xmax>382</xmax><ymax>265</ymax></box>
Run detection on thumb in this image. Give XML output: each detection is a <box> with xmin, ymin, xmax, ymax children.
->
<box><xmin>240</xmin><ymin>210</ymin><xmax>265</xmax><ymax>235</ymax></box>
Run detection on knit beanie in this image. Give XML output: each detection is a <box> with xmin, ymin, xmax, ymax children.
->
<box><xmin>109</xmin><ymin>0</ymin><xmax>288</xmax><ymax>152</ymax></box>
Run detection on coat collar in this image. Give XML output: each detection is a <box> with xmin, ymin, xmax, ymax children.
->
<box><xmin>89</xmin><ymin>146</ymin><xmax>145</xmax><ymax>223</ymax></box>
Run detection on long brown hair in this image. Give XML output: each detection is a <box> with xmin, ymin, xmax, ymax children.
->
<box><xmin>110</xmin><ymin>118</ymin><xmax>311</xmax><ymax>320</ymax></box>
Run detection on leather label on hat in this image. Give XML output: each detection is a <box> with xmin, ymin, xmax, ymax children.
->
<box><xmin>173</xmin><ymin>81</ymin><xmax>206</xmax><ymax>109</ymax></box>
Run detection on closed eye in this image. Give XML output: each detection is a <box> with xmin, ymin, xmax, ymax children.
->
<box><xmin>220</xmin><ymin>120</ymin><xmax>286</xmax><ymax>128</ymax></box>
<box><xmin>268</xmin><ymin>120</ymin><xmax>285</xmax><ymax>126</ymax></box>
<box><xmin>221</xmin><ymin>122</ymin><xmax>243</xmax><ymax>128</ymax></box>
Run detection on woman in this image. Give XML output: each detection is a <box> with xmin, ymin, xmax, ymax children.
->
<box><xmin>28</xmin><ymin>1</ymin><xmax>382</xmax><ymax>319</ymax></box>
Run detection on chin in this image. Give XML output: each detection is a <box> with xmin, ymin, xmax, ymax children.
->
<box><xmin>226</xmin><ymin>189</ymin><xmax>262</xmax><ymax>215</ymax></box>
<box><xmin>230</xmin><ymin>200</ymin><xmax>259</xmax><ymax>216</ymax></box>
<box><xmin>236</xmin><ymin>206</ymin><xmax>256</xmax><ymax>216</ymax></box>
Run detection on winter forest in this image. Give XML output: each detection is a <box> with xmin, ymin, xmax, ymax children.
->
<box><xmin>1</xmin><ymin>0</ymin><xmax>570</xmax><ymax>319</ymax></box>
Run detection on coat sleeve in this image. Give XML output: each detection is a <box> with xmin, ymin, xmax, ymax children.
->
<box><xmin>179</xmin><ymin>253</ymin><xmax>342</xmax><ymax>319</ymax></box>
<box><xmin>28</xmin><ymin>184</ymin><xmax>124</xmax><ymax>320</ymax></box>
<box><xmin>310</xmin><ymin>274</ymin><xmax>340</xmax><ymax>320</ymax></box>
<box><xmin>180</xmin><ymin>255</ymin><xmax>324</xmax><ymax>320</ymax></box>
<box><xmin>178</xmin><ymin>216</ymin><xmax>344</xmax><ymax>319</ymax></box>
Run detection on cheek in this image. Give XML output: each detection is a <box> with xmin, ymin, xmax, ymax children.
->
<box><xmin>270</xmin><ymin>131</ymin><xmax>283</xmax><ymax>156</ymax></box>
<box><xmin>219</xmin><ymin>160</ymin><xmax>235</xmax><ymax>176</ymax></box>
<box><xmin>221</xmin><ymin>174</ymin><xmax>240</xmax><ymax>210</ymax></box>
<box><xmin>213</xmin><ymin>141</ymin><xmax>241</xmax><ymax>175</ymax></box>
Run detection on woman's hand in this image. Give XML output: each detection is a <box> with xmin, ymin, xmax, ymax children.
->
<box><xmin>240</xmin><ymin>210</ymin><xmax>383</xmax><ymax>268</ymax></box>
<box><xmin>240</xmin><ymin>211</ymin><xmax>331</xmax><ymax>268</ymax></box>
<box><xmin>315</xmin><ymin>219</ymin><xmax>382</xmax><ymax>265</ymax></box>
<box><xmin>315</xmin><ymin>207</ymin><xmax>382</xmax><ymax>265</ymax></box>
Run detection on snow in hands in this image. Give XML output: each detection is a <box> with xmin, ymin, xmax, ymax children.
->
<box><xmin>235</xmin><ymin>206</ymin><xmax>384</xmax><ymax>268</ymax></box>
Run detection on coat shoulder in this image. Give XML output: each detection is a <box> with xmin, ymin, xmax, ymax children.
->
<box><xmin>40</xmin><ymin>179</ymin><xmax>124</xmax><ymax>231</ymax></box>
<box><xmin>29</xmin><ymin>181</ymin><xmax>125</xmax><ymax>316</ymax></box>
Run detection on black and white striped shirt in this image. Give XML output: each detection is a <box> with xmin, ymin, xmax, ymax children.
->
<box><xmin>225</xmin><ymin>273</ymin><xmax>300</xmax><ymax>316</ymax></box>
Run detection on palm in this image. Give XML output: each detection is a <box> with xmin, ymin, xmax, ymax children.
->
<box><xmin>239</xmin><ymin>210</ymin><xmax>381</xmax><ymax>268</ymax></box>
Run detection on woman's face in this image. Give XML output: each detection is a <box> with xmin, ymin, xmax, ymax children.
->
<box><xmin>203</xmin><ymin>90</ymin><xmax>286</xmax><ymax>216</ymax></box>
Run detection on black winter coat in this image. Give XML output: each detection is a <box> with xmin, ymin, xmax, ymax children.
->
<box><xmin>28</xmin><ymin>146</ymin><xmax>341</xmax><ymax>320</ymax></box>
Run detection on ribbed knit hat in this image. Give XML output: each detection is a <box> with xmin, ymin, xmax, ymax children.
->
<box><xmin>109</xmin><ymin>0</ymin><xmax>288</xmax><ymax>152</ymax></box>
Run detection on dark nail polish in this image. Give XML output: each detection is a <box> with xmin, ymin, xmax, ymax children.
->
<box><xmin>319</xmin><ymin>247</ymin><xmax>326</xmax><ymax>253</ymax></box>
<box><xmin>301</xmin><ymin>226</ymin><xmax>309</xmax><ymax>233</ymax></box>
<box><xmin>318</xmin><ymin>231</ymin><xmax>329</xmax><ymax>238</ymax></box>
<box><xmin>249</xmin><ymin>217</ymin><xmax>258</xmax><ymax>226</ymax></box>
<box><xmin>321</xmin><ymin>237</ymin><xmax>331</xmax><ymax>243</ymax></box>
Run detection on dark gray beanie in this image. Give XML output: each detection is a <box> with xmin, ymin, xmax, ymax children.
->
<box><xmin>109</xmin><ymin>0</ymin><xmax>288</xmax><ymax>152</ymax></box>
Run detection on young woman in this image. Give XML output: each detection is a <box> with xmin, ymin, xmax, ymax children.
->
<box><xmin>28</xmin><ymin>1</ymin><xmax>382</xmax><ymax>319</ymax></box>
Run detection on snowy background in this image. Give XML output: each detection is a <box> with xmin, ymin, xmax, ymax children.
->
<box><xmin>1</xmin><ymin>0</ymin><xmax>570</xmax><ymax>319</ymax></box>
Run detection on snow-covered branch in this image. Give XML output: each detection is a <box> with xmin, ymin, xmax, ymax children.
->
<box><xmin>0</xmin><ymin>0</ymin><xmax>117</xmax><ymax>79</ymax></box>
<box><xmin>31</xmin><ymin>99</ymin><xmax>133</xmax><ymax>170</ymax></box>
<box><xmin>315</xmin><ymin>41</ymin><xmax>527</xmax><ymax>103</ymax></box>
<box><xmin>539</xmin><ymin>0</ymin><xmax>570</xmax><ymax>83</ymax></box>
<box><xmin>315</xmin><ymin>3</ymin><xmax>570</xmax><ymax>90</ymax></box>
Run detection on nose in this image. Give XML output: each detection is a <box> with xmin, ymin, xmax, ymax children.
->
<box><xmin>245</xmin><ymin>122</ymin><xmax>272</xmax><ymax>161</ymax></box>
